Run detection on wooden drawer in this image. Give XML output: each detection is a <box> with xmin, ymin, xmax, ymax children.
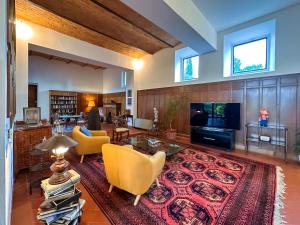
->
<box><xmin>14</xmin><ymin>125</ymin><xmax>52</xmax><ymax>174</ymax></box>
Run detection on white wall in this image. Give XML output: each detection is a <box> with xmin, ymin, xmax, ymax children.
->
<box><xmin>102</xmin><ymin>68</ymin><xmax>134</xmax><ymax>112</ymax></box>
<box><xmin>29</xmin><ymin>56</ymin><xmax>103</xmax><ymax>119</ymax></box>
<box><xmin>16</xmin><ymin>21</ymin><xmax>135</xmax><ymax>120</ymax></box>
<box><xmin>102</xmin><ymin>68</ymin><xmax>126</xmax><ymax>94</ymax></box>
<box><xmin>134</xmin><ymin>4</ymin><xmax>300</xmax><ymax>91</ymax></box>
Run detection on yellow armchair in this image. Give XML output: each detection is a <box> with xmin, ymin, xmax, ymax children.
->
<box><xmin>72</xmin><ymin>126</ymin><xmax>110</xmax><ymax>163</ymax></box>
<box><xmin>102</xmin><ymin>143</ymin><xmax>166</xmax><ymax>206</ymax></box>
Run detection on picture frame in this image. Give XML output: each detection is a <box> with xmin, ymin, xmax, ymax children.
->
<box><xmin>23</xmin><ymin>107</ymin><xmax>41</xmax><ymax>124</ymax></box>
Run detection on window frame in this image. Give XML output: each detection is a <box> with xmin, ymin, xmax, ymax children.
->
<box><xmin>231</xmin><ymin>35</ymin><xmax>271</xmax><ymax>76</ymax></box>
<box><xmin>181</xmin><ymin>54</ymin><xmax>199</xmax><ymax>82</ymax></box>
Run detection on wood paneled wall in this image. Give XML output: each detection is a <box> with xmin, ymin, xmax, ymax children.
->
<box><xmin>103</xmin><ymin>92</ymin><xmax>126</xmax><ymax>113</ymax></box>
<box><xmin>137</xmin><ymin>74</ymin><xmax>300</xmax><ymax>157</ymax></box>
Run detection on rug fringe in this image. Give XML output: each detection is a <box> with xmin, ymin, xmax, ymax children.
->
<box><xmin>274</xmin><ymin>166</ymin><xmax>287</xmax><ymax>225</ymax></box>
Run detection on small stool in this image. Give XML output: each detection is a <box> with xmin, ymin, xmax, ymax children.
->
<box><xmin>113</xmin><ymin>127</ymin><xmax>129</xmax><ymax>141</ymax></box>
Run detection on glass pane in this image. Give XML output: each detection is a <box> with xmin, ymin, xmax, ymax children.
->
<box><xmin>121</xmin><ymin>71</ymin><xmax>127</xmax><ymax>87</ymax></box>
<box><xmin>233</xmin><ymin>38</ymin><xmax>267</xmax><ymax>74</ymax></box>
<box><xmin>183</xmin><ymin>56</ymin><xmax>199</xmax><ymax>80</ymax></box>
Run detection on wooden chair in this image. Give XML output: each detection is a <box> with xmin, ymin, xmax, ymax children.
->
<box><xmin>112</xmin><ymin>115</ymin><xmax>129</xmax><ymax>141</ymax></box>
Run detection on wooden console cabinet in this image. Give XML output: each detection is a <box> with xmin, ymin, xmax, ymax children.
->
<box><xmin>14</xmin><ymin>124</ymin><xmax>52</xmax><ymax>174</ymax></box>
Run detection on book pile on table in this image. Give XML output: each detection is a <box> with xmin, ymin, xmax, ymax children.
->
<box><xmin>37</xmin><ymin>170</ymin><xmax>85</xmax><ymax>225</ymax></box>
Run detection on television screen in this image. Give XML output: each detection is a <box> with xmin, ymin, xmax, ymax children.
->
<box><xmin>190</xmin><ymin>103</ymin><xmax>240</xmax><ymax>130</ymax></box>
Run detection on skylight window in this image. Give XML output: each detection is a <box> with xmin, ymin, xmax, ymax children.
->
<box><xmin>233</xmin><ymin>38</ymin><xmax>267</xmax><ymax>74</ymax></box>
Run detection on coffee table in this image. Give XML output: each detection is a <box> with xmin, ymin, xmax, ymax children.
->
<box><xmin>123</xmin><ymin>134</ymin><xmax>188</xmax><ymax>158</ymax></box>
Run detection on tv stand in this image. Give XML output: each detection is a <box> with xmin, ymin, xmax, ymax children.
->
<box><xmin>191</xmin><ymin>126</ymin><xmax>235</xmax><ymax>151</ymax></box>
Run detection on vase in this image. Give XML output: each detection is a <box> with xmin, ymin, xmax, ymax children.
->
<box><xmin>165</xmin><ymin>129</ymin><xmax>176</xmax><ymax>140</ymax></box>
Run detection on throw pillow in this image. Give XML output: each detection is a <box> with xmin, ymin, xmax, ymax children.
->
<box><xmin>80</xmin><ymin>126</ymin><xmax>91</xmax><ymax>136</ymax></box>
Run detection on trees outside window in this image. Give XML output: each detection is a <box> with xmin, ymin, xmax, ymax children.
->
<box><xmin>233</xmin><ymin>38</ymin><xmax>267</xmax><ymax>74</ymax></box>
<box><xmin>182</xmin><ymin>55</ymin><xmax>199</xmax><ymax>81</ymax></box>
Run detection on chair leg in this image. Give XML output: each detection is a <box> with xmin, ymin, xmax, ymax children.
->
<box><xmin>108</xmin><ymin>184</ymin><xmax>113</xmax><ymax>193</ymax></box>
<box><xmin>134</xmin><ymin>195</ymin><xmax>141</xmax><ymax>206</ymax></box>
<box><xmin>156</xmin><ymin>178</ymin><xmax>160</xmax><ymax>187</ymax></box>
<box><xmin>80</xmin><ymin>155</ymin><xmax>84</xmax><ymax>163</ymax></box>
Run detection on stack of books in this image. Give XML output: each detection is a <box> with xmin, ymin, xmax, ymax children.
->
<box><xmin>147</xmin><ymin>138</ymin><xmax>162</xmax><ymax>147</ymax></box>
<box><xmin>37</xmin><ymin>170</ymin><xmax>85</xmax><ymax>225</ymax></box>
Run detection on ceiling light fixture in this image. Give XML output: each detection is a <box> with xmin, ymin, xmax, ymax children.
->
<box><xmin>16</xmin><ymin>20</ymin><xmax>33</xmax><ymax>40</ymax></box>
<box><xmin>132</xmin><ymin>59</ymin><xmax>143</xmax><ymax>70</ymax></box>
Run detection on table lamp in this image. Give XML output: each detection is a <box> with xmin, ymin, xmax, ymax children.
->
<box><xmin>36</xmin><ymin>127</ymin><xmax>78</xmax><ymax>185</ymax></box>
<box><xmin>88</xmin><ymin>100</ymin><xmax>95</xmax><ymax>107</ymax></box>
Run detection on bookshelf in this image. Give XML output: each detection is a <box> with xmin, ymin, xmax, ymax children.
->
<box><xmin>49</xmin><ymin>90</ymin><xmax>78</xmax><ymax>117</ymax></box>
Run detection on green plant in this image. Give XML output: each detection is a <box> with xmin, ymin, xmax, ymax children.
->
<box><xmin>164</xmin><ymin>95</ymin><xmax>187</xmax><ymax>130</ymax></box>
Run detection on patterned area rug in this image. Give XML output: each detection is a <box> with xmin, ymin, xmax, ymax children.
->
<box><xmin>67</xmin><ymin>146</ymin><xmax>285</xmax><ymax>225</ymax></box>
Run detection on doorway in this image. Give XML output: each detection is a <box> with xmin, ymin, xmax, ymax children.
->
<box><xmin>28</xmin><ymin>83</ymin><xmax>38</xmax><ymax>107</ymax></box>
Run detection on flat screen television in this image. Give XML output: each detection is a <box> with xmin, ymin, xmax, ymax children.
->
<box><xmin>190</xmin><ymin>103</ymin><xmax>240</xmax><ymax>130</ymax></box>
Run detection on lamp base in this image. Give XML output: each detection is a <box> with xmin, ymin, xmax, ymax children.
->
<box><xmin>49</xmin><ymin>157</ymin><xmax>71</xmax><ymax>185</ymax></box>
<box><xmin>48</xmin><ymin>171</ymin><xmax>71</xmax><ymax>185</ymax></box>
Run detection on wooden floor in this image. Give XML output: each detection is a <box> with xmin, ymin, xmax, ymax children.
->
<box><xmin>12</xmin><ymin>126</ymin><xmax>300</xmax><ymax>225</ymax></box>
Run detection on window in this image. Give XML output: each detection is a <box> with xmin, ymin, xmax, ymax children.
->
<box><xmin>175</xmin><ymin>47</ymin><xmax>199</xmax><ymax>82</ymax></box>
<box><xmin>233</xmin><ymin>38</ymin><xmax>268</xmax><ymax>74</ymax></box>
<box><xmin>182</xmin><ymin>55</ymin><xmax>199</xmax><ymax>81</ymax></box>
<box><xmin>121</xmin><ymin>71</ymin><xmax>127</xmax><ymax>87</ymax></box>
<box><xmin>223</xmin><ymin>19</ymin><xmax>275</xmax><ymax>77</ymax></box>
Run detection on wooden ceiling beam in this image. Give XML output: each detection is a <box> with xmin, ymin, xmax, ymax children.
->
<box><xmin>92</xmin><ymin>0</ymin><xmax>180</xmax><ymax>48</ymax></box>
<box><xmin>28</xmin><ymin>50</ymin><xmax>106</xmax><ymax>70</ymax></box>
<box><xmin>16</xmin><ymin>0</ymin><xmax>147</xmax><ymax>58</ymax></box>
<box><xmin>28</xmin><ymin>0</ymin><xmax>173</xmax><ymax>54</ymax></box>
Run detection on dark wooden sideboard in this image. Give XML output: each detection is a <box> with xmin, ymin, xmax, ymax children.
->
<box><xmin>14</xmin><ymin>124</ymin><xmax>52</xmax><ymax>175</ymax></box>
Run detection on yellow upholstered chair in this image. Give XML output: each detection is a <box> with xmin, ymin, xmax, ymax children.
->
<box><xmin>102</xmin><ymin>143</ymin><xmax>166</xmax><ymax>206</ymax></box>
<box><xmin>72</xmin><ymin>126</ymin><xmax>110</xmax><ymax>163</ymax></box>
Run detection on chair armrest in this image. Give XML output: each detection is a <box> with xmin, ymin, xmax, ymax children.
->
<box><xmin>83</xmin><ymin>136</ymin><xmax>110</xmax><ymax>149</ymax></box>
<box><xmin>149</xmin><ymin>151</ymin><xmax>166</xmax><ymax>180</ymax></box>
<box><xmin>89</xmin><ymin>135</ymin><xmax>110</xmax><ymax>143</ymax></box>
<box><xmin>90</xmin><ymin>130</ymin><xmax>108</xmax><ymax>136</ymax></box>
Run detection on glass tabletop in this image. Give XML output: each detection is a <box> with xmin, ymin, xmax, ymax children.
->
<box><xmin>123</xmin><ymin>134</ymin><xmax>187</xmax><ymax>157</ymax></box>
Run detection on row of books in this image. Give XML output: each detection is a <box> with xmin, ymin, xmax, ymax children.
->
<box><xmin>37</xmin><ymin>170</ymin><xmax>85</xmax><ymax>225</ymax></box>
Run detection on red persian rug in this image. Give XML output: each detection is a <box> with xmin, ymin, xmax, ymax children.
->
<box><xmin>68</xmin><ymin>145</ymin><xmax>285</xmax><ymax>225</ymax></box>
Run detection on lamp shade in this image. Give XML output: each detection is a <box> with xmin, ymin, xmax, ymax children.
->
<box><xmin>88</xmin><ymin>100</ymin><xmax>95</xmax><ymax>107</ymax></box>
<box><xmin>36</xmin><ymin>133</ymin><xmax>78</xmax><ymax>151</ymax></box>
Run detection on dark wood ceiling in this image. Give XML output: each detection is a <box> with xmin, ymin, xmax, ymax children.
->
<box><xmin>16</xmin><ymin>0</ymin><xmax>180</xmax><ymax>58</ymax></box>
<box><xmin>29</xmin><ymin>50</ymin><xmax>106</xmax><ymax>70</ymax></box>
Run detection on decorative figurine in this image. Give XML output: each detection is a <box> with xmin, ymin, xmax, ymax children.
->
<box><xmin>153</xmin><ymin>107</ymin><xmax>159</xmax><ymax>128</ymax></box>
<box><xmin>259</xmin><ymin>108</ymin><xmax>269</xmax><ymax>127</ymax></box>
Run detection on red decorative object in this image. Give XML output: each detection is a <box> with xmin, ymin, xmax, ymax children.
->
<box><xmin>68</xmin><ymin>145</ymin><xmax>277</xmax><ymax>225</ymax></box>
<box><xmin>259</xmin><ymin>108</ymin><xmax>269</xmax><ymax>127</ymax></box>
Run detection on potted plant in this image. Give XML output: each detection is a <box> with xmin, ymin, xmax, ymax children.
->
<box><xmin>163</xmin><ymin>95</ymin><xmax>187</xmax><ymax>140</ymax></box>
